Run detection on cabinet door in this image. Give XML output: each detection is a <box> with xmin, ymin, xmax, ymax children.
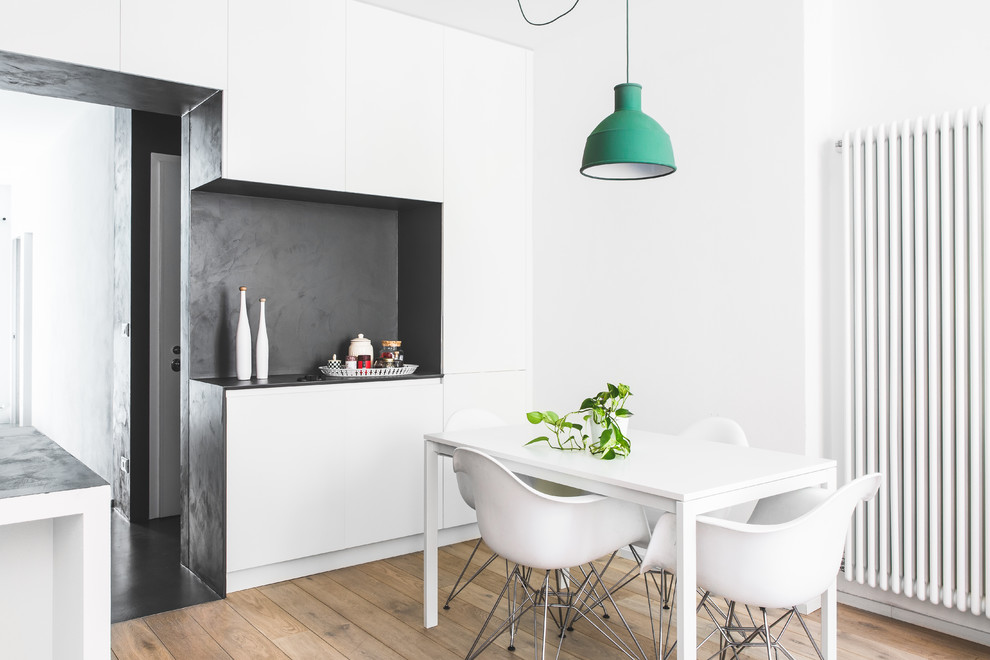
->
<box><xmin>440</xmin><ymin>371</ymin><xmax>529</xmax><ymax>528</ymax></box>
<box><xmin>225</xmin><ymin>388</ymin><xmax>348</xmax><ymax>572</ymax></box>
<box><xmin>345</xmin><ymin>1</ymin><xmax>443</xmax><ymax>201</ymax></box>
<box><xmin>442</xmin><ymin>29</ymin><xmax>530</xmax><ymax>374</ymax></box>
<box><xmin>0</xmin><ymin>0</ymin><xmax>118</xmax><ymax>70</ymax></box>
<box><xmin>225</xmin><ymin>0</ymin><xmax>346</xmax><ymax>189</ymax></box>
<box><xmin>343</xmin><ymin>380</ymin><xmax>443</xmax><ymax>547</ymax></box>
<box><xmin>120</xmin><ymin>0</ymin><xmax>226</xmax><ymax>89</ymax></box>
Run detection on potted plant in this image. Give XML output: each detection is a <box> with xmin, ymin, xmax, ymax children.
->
<box><xmin>581</xmin><ymin>383</ymin><xmax>633</xmax><ymax>459</ymax></box>
<box><xmin>526</xmin><ymin>383</ymin><xmax>633</xmax><ymax>460</ymax></box>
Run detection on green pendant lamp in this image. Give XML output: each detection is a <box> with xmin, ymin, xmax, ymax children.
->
<box><xmin>580</xmin><ymin>0</ymin><xmax>675</xmax><ymax>180</ymax></box>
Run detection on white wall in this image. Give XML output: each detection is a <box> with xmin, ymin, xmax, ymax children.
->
<box><xmin>362</xmin><ymin>0</ymin><xmax>809</xmax><ymax>452</ymax></box>
<box><xmin>7</xmin><ymin>102</ymin><xmax>116</xmax><ymax>480</ymax></box>
<box><xmin>0</xmin><ymin>186</ymin><xmax>10</xmax><ymax>424</ymax></box>
<box><xmin>829</xmin><ymin>0</ymin><xmax>990</xmax><ymax>131</ymax></box>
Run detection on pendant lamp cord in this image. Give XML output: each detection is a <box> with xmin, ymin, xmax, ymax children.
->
<box><xmin>517</xmin><ymin>0</ymin><xmax>629</xmax><ymax>83</ymax></box>
<box><xmin>516</xmin><ymin>0</ymin><xmax>580</xmax><ymax>27</ymax></box>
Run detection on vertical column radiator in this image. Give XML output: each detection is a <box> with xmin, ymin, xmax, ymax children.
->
<box><xmin>842</xmin><ymin>107</ymin><xmax>988</xmax><ymax>617</ymax></box>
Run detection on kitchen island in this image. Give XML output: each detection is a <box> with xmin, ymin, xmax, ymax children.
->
<box><xmin>0</xmin><ymin>428</ymin><xmax>110</xmax><ymax>660</ymax></box>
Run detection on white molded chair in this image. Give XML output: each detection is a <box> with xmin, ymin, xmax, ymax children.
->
<box><xmin>442</xmin><ymin>409</ymin><xmax>585</xmax><ymax>611</ymax></box>
<box><xmin>453</xmin><ymin>447</ymin><xmax>651</xmax><ymax>660</ymax></box>
<box><xmin>641</xmin><ymin>473</ymin><xmax>882</xmax><ymax>660</ymax></box>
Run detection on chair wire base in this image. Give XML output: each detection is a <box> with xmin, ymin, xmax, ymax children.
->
<box><xmin>464</xmin><ymin>557</ymin><xmax>650</xmax><ymax>660</ymax></box>
<box><xmin>643</xmin><ymin>570</ymin><xmax>826</xmax><ymax>660</ymax></box>
<box><xmin>700</xmin><ymin>602</ymin><xmax>824</xmax><ymax>660</ymax></box>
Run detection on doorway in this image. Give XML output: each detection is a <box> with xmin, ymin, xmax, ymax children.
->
<box><xmin>124</xmin><ymin>111</ymin><xmax>183</xmax><ymax>523</ymax></box>
<box><xmin>0</xmin><ymin>51</ymin><xmax>222</xmax><ymax>620</ymax></box>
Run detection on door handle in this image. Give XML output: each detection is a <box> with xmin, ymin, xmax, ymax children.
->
<box><xmin>172</xmin><ymin>345</ymin><xmax>181</xmax><ymax>355</ymax></box>
<box><xmin>171</xmin><ymin>358</ymin><xmax>181</xmax><ymax>373</ymax></box>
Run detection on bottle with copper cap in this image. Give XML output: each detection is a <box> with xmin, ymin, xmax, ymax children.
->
<box><xmin>256</xmin><ymin>297</ymin><xmax>269</xmax><ymax>379</ymax></box>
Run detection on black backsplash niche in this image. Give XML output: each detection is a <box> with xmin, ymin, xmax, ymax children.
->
<box><xmin>189</xmin><ymin>190</ymin><xmax>440</xmax><ymax>379</ymax></box>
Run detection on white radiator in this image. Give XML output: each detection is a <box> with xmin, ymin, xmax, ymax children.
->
<box><xmin>842</xmin><ymin>107</ymin><xmax>988</xmax><ymax>617</ymax></box>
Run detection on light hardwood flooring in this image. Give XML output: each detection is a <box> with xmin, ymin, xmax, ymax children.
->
<box><xmin>112</xmin><ymin>540</ymin><xmax>990</xmax><ymax>659</ymax></box>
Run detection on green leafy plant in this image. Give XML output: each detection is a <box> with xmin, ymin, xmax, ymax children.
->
<box><xmin>524</xmin><ymin>409</ymin><xmax>587</xmax><ymax>451</ymax></box>
<box><xmin>525</xmin><ymin>383</ymin><xmax>633</xmax><ymax>460</ymax></box>
<box><xmin>581</xmin><ymin>383</ymin><xmax>633</xmax><ymax>460</ymax></box>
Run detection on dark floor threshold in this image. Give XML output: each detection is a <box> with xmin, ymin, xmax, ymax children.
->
<box><xmin>111</xmin><ymin>512</ymin><xmax>220</xmax><ymax>623</ymax></box>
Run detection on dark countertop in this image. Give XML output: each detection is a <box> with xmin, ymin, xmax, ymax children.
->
<box><xmin>193</xmin><ymin>371</ymin><xmax>442</xmax><ymax>390</ymax></box>
<box><xmin>0</xmin><ymin>427</ymin><xmax>108</xmax><ymax>500</ymax></box>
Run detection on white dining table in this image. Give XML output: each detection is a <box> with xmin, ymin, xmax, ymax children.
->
<box><xmin>423</xmin><ymin>424</ymin><xmax>838</xmax><ymax>660</ymax></box>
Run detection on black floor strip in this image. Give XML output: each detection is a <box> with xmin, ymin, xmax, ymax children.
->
<box><xmin>111</xmin><ymin>512</ymin><xmax>220</xmax><ymax>623</ymax></box>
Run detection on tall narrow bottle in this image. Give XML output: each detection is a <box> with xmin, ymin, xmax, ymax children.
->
<box><xmin>256</xmin><ymin>297</ymin><xmax>269</xmax><ymax>379</ymax></box>
<box><xmin>235</xmin><ymin>286</ymin><xmax>252</xmax><ymax>380</ymax></box>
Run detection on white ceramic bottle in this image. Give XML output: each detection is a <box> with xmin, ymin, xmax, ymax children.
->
<box><xmin>235</xmin><ymin>286</ymin><xmax>252</xmax><ymax>380</ymax></box>
<box><xmin>256</xmin><ymin>297</ymin><xmax>269</xmax><ymax>379</ymax></box>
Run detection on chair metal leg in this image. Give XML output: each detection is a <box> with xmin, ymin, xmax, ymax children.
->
<box><xmin>644</xmin><ymin>572</ymin><xmax>675</xmax><ymax>660</ymax></box>
<box><xmin>507</xmin><ymin>559</ymin><xmax>517</xmax><ymax>652</ymax></box>
<box><xmin>564</xmin><ymin>563</ymin><xmax>649</xmax><ymax>660</ymax></box>
<box><xmin>793</xmin><ymin>607</ymin><xmax>824</xmax><ymax>660</ymax></box>
<box><xmin>762</xmin><ymin>608</ymin><xmax>774</xmax><ymax>660</ymax></box>
<box><xmin>464</xmin><ymin>564</ymin><xmax>538</xmax><ymax>660</ymax></box>
<box><xmin>443</xmin><ymin>537</ymin><xmax>499</xmax><ymax>610</ymax></box>
<box><xmin>718</xmin><ymin>600</ymin><xmax>735</xmax><ymax>660</ymax></box>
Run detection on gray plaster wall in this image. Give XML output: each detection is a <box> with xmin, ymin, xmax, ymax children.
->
<box><xmin>189</xmin><ymin>192</ymin><xmax>399</xmax><ymax>378</ymax></box>
<box><xmin>111</xmin><ymin>108</ymin><xmax>132</xmax><ymax>514</ymax></box>
<box><xmin>188</xmin><ymin>379</ymin><xmax>225</xmax><ymax>596</ymax></box>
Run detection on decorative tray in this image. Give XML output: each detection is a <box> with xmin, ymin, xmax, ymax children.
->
<box><xmin>318</xmin><ymin>364</ymin><xmax>419</xmax><ymax>378</ymax></box>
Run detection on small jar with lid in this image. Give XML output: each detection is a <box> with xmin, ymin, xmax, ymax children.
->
<box><xmin>381</xmin><ymin>340</ymin><xmax>403</xmax><ymax>366</ymax></box>
<box><xmin>348</xmin><ymin>333</ymin><xmax>373</xmax><ymax>357</ymax></box>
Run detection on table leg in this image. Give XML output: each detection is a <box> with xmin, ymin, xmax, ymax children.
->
<box><xmin>82</xmin><ymin>489</ymin><xmax>110</xmax><ymax>659</ymax></box>
<box><xmin>52</xmin><ymin>486</ymin><xmax>110</xmax><ymax>659</ymax></box>
<box><xmin>822</xmin><ymin>472</ymin><xmax>838</xmax><ymax>659</ymax></box>
<box><xmin>424</xmin><ymin>440</ymin><xmax>440</xmax><ymax>628</ymax></box>
<box><xmin>822</xmin><ymin>582</ymin><xmax>837</xmax><ymax>660</ymax></box>
<box><xmin>676</xmin><ymin>501</ymin><xmax>697</xmax><ymax>660</ymax></box>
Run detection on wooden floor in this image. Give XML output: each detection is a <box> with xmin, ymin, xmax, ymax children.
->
<box><xmin>112</xmin><ymin>540</ymin><xmax>990</xmax><ymax>659</ymax></box>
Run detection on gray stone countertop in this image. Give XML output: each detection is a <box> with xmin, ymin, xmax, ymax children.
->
<box><xmin>193</xmin><ymin>371</ymin><xmax>441</xmax><ymax>390</ymax></box>
<box><xmin>0</xmin><ymin>427</ymin><xmax>108</xmax><ymax>500</ymax></box>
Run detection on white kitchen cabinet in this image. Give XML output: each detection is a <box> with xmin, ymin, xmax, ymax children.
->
<box><xmin>225</xmin><ymin>379</ymin><xmax>441</xmax><ymax>574</ymax></box>
<box><xmin>442</xmin><ymin>28</ymin><xmax>530</xmax><ymax>374</ymax></box>
<box><xmin>0</xmin><ymin>0</ymin><xmax>119</xmax><ymax>70</ymax></box>
<box><xmin>120</xmin><ymin>0</ymin><xmax>226</xmax><ymax>90</ymax></box>
<box><xmin>440</xmin><ymin>371</ymin><xmax>529</xmax><ymax>528</ymax></box>
<box><xmin>343</xmin><ymin>381</ymin><xmax>443</xmax><ymax>546</ymax></box>
<box><xmin>225</xmin><ymin>0</ymin><xmax>346</xmax><ymax>190</ymax></box>
<box><xmin>345</xmin><ymin>1</ymin><xmax>443</xmax><ymax>201</ymax></box>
